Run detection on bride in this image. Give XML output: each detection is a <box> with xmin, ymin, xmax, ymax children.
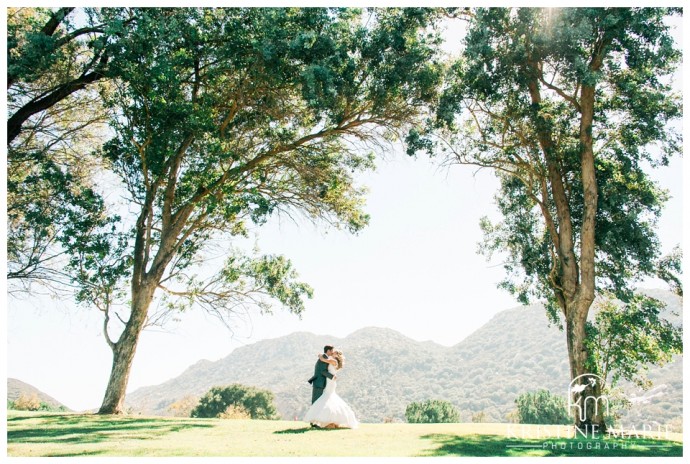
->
<box><xmin>303</xmin><ymin>349</ymin><xmax>359</xmax><ymax>429</ymax></box>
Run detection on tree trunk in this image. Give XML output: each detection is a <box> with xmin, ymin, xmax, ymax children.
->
<box><xmin>97</xmin><ymin>192</ymin><xmax>183</xmax><ymax>414</ymax></box>
<box><xmin>567</xmin><ymin>50</ymin><xmax>604</xmax><ymax>433</ymax></box>
<box><xmin>97</xmin><ymin>147</ymin><xmax>189</xmax><ymax>414</ymax></box>
<box><xmin>589</xmin><ymin>372</ymin><xmax>607</xmax><ymax>432</ymax></box>
<box><xmin>97</xmin><ymin>332</ymin><xmax>139</xmax><ymax>415</ymax></box>
<box><xmin>527</xmin><ymin>35</ymin><xmax>605</xmax><ymax>432</ymax></box>
<box><xmin>97</xmin><ymin>282</ymin><xmax>156</xmax><ymax>415</ymax></box>
<box><xmin>564</xmin><ymin>296</ymin><xmax>607</xmax><ymax>434</ymax></box>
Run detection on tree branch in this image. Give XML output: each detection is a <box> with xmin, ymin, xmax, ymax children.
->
<box><xmin>7</xmin><ymin>52</ymin><xmax>109</xmax><ymax>145</ymax></box>
<box><xmin>100</xmin><ymin>304</ymin><xmax>116</xmax><ymax>350</ymax></box>
<box><xmin>538</xmin><ymin>75</ymin><xmax>581</xmax><ymax>112</ymax></box>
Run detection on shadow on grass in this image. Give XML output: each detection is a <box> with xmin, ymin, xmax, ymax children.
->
<box><xmin>419</xmin><ymin>434</ymin><xmax>683</xmax><ymax>457</ymax></box>
<box><xmin>45</xmin><ymin>450</ymin><xmax>108</xmax><ymax>457</ymax></box>
<box><xmin>274</xmin><ymin>426</ymin><xmax>345</xmax><ymax>434</ymax></box>
<box><xmin>274</xmin><ymin>427</ymin><xmax>313</xmax><ymax>434</ymax></box>
<box><xmin>7</xmin><ymin>414</ymin><xmax>214</xmax><ymax>445</ymax></box>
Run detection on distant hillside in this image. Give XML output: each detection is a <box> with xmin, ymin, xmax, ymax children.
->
<box><xmin>126</xmin><ymin>289</ymin><xmax>682</xmax><ymax>428</ymax></box>
<box><xmin>7</xmin><ymin>378</ymin><xmax>72</xmax><ymax>411</ymax></box>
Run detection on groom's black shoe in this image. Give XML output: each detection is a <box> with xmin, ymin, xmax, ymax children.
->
<box><xmin>310</xmin><ymin>423</ymin><xmax>321</xmax><ymax>429</ymax></box>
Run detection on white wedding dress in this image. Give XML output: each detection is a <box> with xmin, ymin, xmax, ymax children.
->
<box><xmin>303</xmin><ymin>364</ymin><xmax>359</xmax><ymax>429</ymax></box>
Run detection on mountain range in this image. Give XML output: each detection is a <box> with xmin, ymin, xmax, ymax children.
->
<box><xmin>7</xmin><ymin>378</ymin><xmax>72</xmax><ymax>411</ymax></box>
<box><xmin>125</xmin><ymin>289</ymin><xmax>682</xmax><ymax>428</ymax></box>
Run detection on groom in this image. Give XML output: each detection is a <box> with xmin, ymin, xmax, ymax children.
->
<box><xmin>307</xmin><ymin>345</ymin><xmax>336</xmax><ymax>404</ymax></box>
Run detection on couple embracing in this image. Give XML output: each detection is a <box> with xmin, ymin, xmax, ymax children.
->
<box><xmin>304</xmin><ymin>345</ymin><xmax>359</xmax><ymax>429</ymax></box>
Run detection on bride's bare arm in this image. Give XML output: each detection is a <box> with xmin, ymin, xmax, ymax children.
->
<box><xmin>318</xmin><ymin>354</ymin><xmax>337</xmax><ymax>366</ymax></box>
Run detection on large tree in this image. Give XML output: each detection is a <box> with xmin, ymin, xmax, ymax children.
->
<box><xmin>412</xmin><ymin>8</ymin><xmax>682</xmax><ymax>430</ymax></box>
<box><xmin>68</xmin><ymin>7</ymin><xmax>444</xmax><ymax>414</ymax></box>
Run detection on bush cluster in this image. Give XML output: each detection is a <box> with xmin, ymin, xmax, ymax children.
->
<box><xmin>405</xmin><ymin>399</ymin><xmax>460</xmax><ymax>423</ymax></box>
<box><xmin>8</xmin><ymin>393</ymin><xmax>67</xmax><ymax>412</ymax></box>
<box><xmin>514</xmin><ymin>389</ymin><xmax>570</xmax><ymax>425</ymax></box>
<box><xmin>191</xmin><ymin>384</ymin><xmax>279</xmax><ymax>420</ymax></box>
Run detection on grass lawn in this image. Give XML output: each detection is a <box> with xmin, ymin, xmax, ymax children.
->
<box><xmin>6</xmin><ymin>411</ymin><xmax>683</xmax><ymax>457</ymax></box>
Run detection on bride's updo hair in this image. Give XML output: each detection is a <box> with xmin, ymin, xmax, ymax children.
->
<box><xmin>332</xmin><ymin>350</ymin><xmax>344</xmax><ymax>370</ymax></box>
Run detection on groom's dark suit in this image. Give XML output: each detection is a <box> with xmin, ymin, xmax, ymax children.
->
<box><xmin>307</xmin><ymin>354</ymin><xmax>334</xmax><ymax>404</ymax></box>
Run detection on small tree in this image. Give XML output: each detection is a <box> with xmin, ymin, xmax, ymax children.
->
<box><xmin>585</xmin><ymin>293</ymin><xmax>682</xmax><ymax>415</ymax></box>
<box><xmin>405</xmin><ymin>399</ymin><xmax>460</xmax><ymax>424</ymax></box>
<box><xmin>191</xmin><ymin>384</ymin><xmax>279</xmax><ymax>420</ymax></box>
<box><xmin>515</xmin><ymin>390</ymin><xmax>570</xmax><ymax>425</ymax></box>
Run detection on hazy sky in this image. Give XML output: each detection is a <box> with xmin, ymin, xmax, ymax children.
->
<box><xmin>3</xmin><ymin>7</ymin><xmax>685</xmax><ymax>413</ymax></box>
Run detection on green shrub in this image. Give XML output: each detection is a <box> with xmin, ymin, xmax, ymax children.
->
<box><xmin>514</xmin><ymin>389</ymin><xmax>570</xmax><ymax>425</ymax></box>
<box><xmin>38</xmin><ymin>402</ymin><xmax>67</xmax><ymax>412</ymax></box>
<box><xmin>191</xmin><ymin>384</ymin><xmax>279</xmax><ymax>420</ymax></box>
<box><xmin>405</xmin><ymin>399</ymin><xmax>460</xmax><ymax>423</ymax></box>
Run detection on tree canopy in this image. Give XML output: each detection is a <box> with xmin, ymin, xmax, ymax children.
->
<box><xmin>424</xmin><ymin>7</ymin><xmax>682</xmax><ymax>312</ymax></box>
